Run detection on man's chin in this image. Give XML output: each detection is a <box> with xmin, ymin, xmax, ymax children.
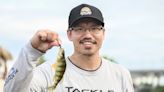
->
<box><xmin>81</xmin><ymin>50</ymin><xmax>95</xmax><ymax>56</ymax></box>
<box><xmin>83</xmin><ymin>53</ymin><xmax>94</xmax><ymax>56</ymax></box>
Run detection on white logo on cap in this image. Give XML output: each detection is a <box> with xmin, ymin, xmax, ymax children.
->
<box><xmin>80</xmin><ymin>7</ymin><xmax>92</xmax><ymax>16</ymax></box>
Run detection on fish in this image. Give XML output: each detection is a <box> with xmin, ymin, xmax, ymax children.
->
<box><xmin>48</xmin><ymin>47</ymin><xmax>66</xmax><ymax>92</ymax></box>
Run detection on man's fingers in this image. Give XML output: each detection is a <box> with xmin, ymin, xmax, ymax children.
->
<box><xmin>50</xmin><ymin>38</ymin><xmax>61</xmax><ymax>47</ymax></box>
<box><xmin>31</xmin><ymin>29</ymin><xmax>61</xmax><ymax>52</ymax></box>
<box><xmin>47</xmin><ymin>32</ymin><xmax>58</xmax><ymax>42</ymax></box>
<box><xmin>38</xmin><ymin>30</ymin><xmax>61</xmax><ymax>46</ymax></box>
<box><xmin>37</xmin><ymin>30</ymin><xmax>58</xmax><ymax>42</ymax></box>
<box><xmin>47</xmin><ymin>33</ymin><xmax>53</xmax><ymax>41</ymax></box>
<box><xmin>50</xmin><ymin>41</ymin><xmax>59</xmax><ymax>46</ymax></box>
<box><xmin>38</xmin><ymin>31</ymin><xmax>47</xmax><ymax>41</ymax></box>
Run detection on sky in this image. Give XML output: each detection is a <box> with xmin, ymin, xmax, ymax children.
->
<box><xmin>0</xmin><ymin>0</ymin><xmax>164</xmax><ymax>71</ymax></box>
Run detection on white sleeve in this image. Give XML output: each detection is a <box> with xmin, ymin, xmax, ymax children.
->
<box><xmin>4</xmin><ymin>42</ymin><xmax>44</xmax><ymax>92</ymax></box>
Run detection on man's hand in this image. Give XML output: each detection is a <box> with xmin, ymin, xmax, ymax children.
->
<box><xmin>31</xmin><ymin>29</ymin><xmax>61</xmax><ymax>53</ymax></box>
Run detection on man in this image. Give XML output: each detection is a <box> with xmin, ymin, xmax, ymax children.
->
<box><xmin>4</xmin><ymin>4</ymin><xmax>134</xmax><ymax>92</ymax></box>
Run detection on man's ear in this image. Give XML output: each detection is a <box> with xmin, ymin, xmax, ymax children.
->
<box><xmin>102</xmin><ymin>28</ymin><xmax>105</xmax><ymax>39</ymax></box>
<box><xmin>67</xmin><ymin>30</ymin><xmax>72</xmax><ymax>41</ymax></box>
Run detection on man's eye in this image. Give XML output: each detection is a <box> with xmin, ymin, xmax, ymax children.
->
<box><xmin>76</xmin><ymin>28</ymin><xmax>83</xmax><ymax>31</ymax></box>
<box><xmin>78</xmin><ymin>28</ymin><xmax>83</xmax><ymax>30</ymax></box>
<box><xmin>92</xmin><ymin>27</ymin><xmax>96</xmax><ymax>30</ymax></box>
<box><xmin>91</xmin><ymin>27</ymin><xmax>97</xmax><ymax>31</ymax></box>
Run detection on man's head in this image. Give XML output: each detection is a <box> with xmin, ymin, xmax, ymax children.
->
<box><xmin>67</xmin><ymin>4</ymin><xmax>105</xmax><ymax>56</ymax></box>
<box><xmin>68</xmin><ymin>4</ymin><xmax>104</xmax><ymax>28</ymax></box>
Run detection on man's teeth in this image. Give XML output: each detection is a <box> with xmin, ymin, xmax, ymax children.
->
<box><xmin>83</xmin><ymin>42</ymin><xmax>92</xmax><ymax>45</ymax></box>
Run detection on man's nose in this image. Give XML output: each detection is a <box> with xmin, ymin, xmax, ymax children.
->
<box><xmin>83</xmin><ymin>29</ymin><xmax>93</xmax><ymax>38</ymax></box>
<box><xmin>85</xmin><ymin>29</ymin><xmax>91</xmax><ymax>33</ymax></box>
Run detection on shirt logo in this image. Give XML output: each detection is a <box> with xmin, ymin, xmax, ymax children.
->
<box><xmin>65</xmin><ymin>86</ymin><xmax>114</xmax><ymax>92</ymax></box>
<box><xmin>80</xmin><ymin>7</ymin><xmax>92</xmax><ymax>16</ymax></box>
<box><xmin>4</xmin><ymin>67</ymin><xmax>18</xmax><ymax>86</ymax></box>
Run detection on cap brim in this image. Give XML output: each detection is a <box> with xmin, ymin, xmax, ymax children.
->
<box><xmin>69</xmin><ymin>16</ymin><xmax>104</xmax><ymax>28</ymax></box>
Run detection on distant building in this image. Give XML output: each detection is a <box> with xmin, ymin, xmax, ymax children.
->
<box><xmin>130</xmin><ymin>69</ymin><xmax>164</xmax><ymax>91</ymax></box>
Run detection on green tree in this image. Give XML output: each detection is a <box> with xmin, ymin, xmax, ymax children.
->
<box><xmin>102</xmin><ymin>55</ymin><xmax>117</xmax><ymax>63</ymax></box>
<box><xmin>151</xmin><ymin>86</ymin><xmax>164</xmax><ymax>92</ymax></box>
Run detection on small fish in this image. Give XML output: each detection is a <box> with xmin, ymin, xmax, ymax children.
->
<box><xmin>48</xmin><ymin>47</ymin><xmax>66</xmax><ymax>92</ymax></box>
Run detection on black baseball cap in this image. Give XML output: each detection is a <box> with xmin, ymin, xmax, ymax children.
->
<box><xmin>68</xmin><ymin>4</ymin><xmax>104</xmax><ymax>28</ymax></box>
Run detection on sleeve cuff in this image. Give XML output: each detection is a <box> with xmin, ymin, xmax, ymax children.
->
<box><xmin>24</xmin><ymin>41</ymin><xmax>45</xmax><ymax>61</ymax></box>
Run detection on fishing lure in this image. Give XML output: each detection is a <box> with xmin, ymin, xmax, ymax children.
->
<box><xmin>48</xmin><ymin>46</ymin><xmax>66</xmax><ymax>92</ymax></box>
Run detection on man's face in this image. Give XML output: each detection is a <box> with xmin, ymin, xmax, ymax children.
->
<box><xmin>67</xmin><ymin>18</ymin><xmax>105</xmax><ymax>56</ymax></box>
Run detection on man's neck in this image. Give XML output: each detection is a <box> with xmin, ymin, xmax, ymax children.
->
<box><xmin>69</xmin><ymin>53</ymin><xmax>101</xmax><ymax>71</ymax></box>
